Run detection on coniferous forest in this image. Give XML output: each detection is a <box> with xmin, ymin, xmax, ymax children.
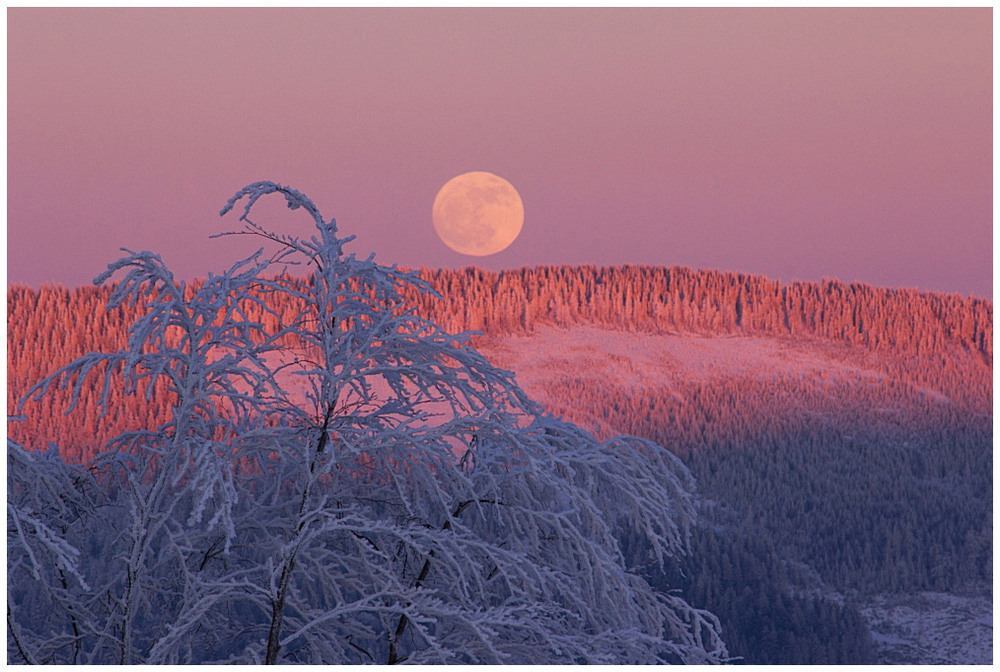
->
<box><xmin>8</xmin><ymin>261</ymin><xmax>992</xmax><ymax>664</ymax></box>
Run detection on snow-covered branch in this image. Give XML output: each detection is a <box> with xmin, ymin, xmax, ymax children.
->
<box><xmin>8</xmin><ymin>182</ymin><xmax>726</xmax><ymax>664</ymax></box>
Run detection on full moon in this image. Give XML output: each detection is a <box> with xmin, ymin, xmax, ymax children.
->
<box><xmin>432</xmin><ymin>171</ymin><xmax>524</xmax><ymax>256</ymax></box>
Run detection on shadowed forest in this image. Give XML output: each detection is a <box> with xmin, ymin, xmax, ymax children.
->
<box><xmin>8</xmin><ymin>265</ymin><xmax>992</xmax><ymax>664</ymax></box>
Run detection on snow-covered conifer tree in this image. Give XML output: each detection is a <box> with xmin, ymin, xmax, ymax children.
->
<box><xmin>9</xmin><ymin>182</ymin><xmax>726</xmax><ymax>664</ymax></box>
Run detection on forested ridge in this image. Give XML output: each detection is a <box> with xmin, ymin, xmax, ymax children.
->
<box><xmin>8</xmin><ymin>264</ymin><xmax>992</xmax><ymax>663</ymax></box>
<box><xmin>410</xmin><ymin>265</ymin><xmax>991</xmax><ymax>361</ymax></box>
<box><xmin>8</xmin><ymin>264</ymin><xmax>990</xmax><ymax>459</ymax></box>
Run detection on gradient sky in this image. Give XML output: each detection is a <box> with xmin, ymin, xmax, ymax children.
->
<box><xmin>7</xmin><ymin>8</ymin><xmax>993</xmax><ymax>297</ymax></box>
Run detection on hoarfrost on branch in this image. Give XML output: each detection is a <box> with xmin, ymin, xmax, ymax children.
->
<box><xmin>8</xmin><ymin>182</ymin><xmax>726</xmax><ymax>664</ymax></box>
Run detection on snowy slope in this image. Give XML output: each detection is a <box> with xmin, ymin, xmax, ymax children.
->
<box><xmin>476</xmin><ymin>325</ymin><xmax>992</xmax><ymax>665</ymax></box>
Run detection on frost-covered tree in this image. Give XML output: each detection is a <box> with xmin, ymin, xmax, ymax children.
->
<box><xmin>9</xmin><ymin>182</ymin><xmax>726</xmax><ymax>664</ymax></box>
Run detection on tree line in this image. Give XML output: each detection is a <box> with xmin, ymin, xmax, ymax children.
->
<box><xmin>8</xmin><ymin>265</ymin><xmax>991</xmax><ymax>459</ymax></box>
<box><xmin>407</xmin><ymin>265</ymin><xmax>991</xmax><ymax>362</ymax></box>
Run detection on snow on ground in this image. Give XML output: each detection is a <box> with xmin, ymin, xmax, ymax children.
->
<box><xmin>860</xmin><ymin>592</ymin><xmax>993</xmax><ymax>664</ymax></box>
<box><xmin>479</xmin><ymin>324</ymin><xmax>887</xmax><ymax>397</ymax></box>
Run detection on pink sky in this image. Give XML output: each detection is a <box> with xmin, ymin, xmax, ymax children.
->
<box><xmin>7</xmin><ymin>8</ymin><xmax>992</xmax><ymax>297</ymax></box>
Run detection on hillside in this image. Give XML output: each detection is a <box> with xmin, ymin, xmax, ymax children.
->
<box><xmin>8</xmin><ymin>265</ymin><xmax>991</xmax><ymax>455</ymax></box>
<box><xmin>475</xmin><ymin>325</ymin><xmax>991</xmax><ymax>663</ymax></box>
<box><xmin>7</xmin><ymin>265</ymin><xmax>992</xmax><ymax>663</ymax></box>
